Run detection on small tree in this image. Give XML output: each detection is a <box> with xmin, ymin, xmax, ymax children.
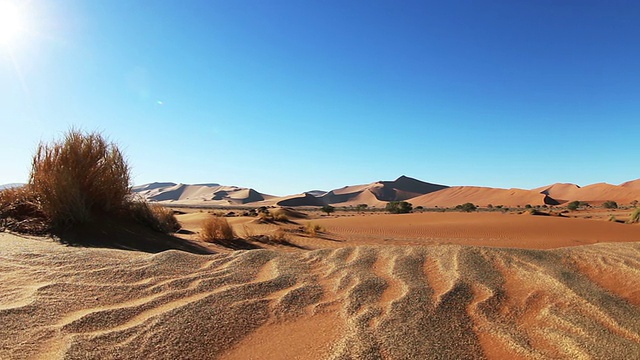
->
<box><xmin>567</xmin><ymin>201</ymin><xmax>580</xmax><ymax>211</ymax></box>
<box><xmin>603</xmin><ymin>200</ymin><xmax>618</xmax><ymax>209</ymax></box>
<box><xmin>321</xmin><ymin>205</ymin><xmax>335</xmax><ymax>216</ymax></box>
<box><xmin>386</xmin><ymin>201</ymin><xmax>413</xmax><ymax>214</ymax></box>
<box><xmin>355</xmin><ymin>204</ymin><xmax>368</xmax><ymax>212</ymax></box>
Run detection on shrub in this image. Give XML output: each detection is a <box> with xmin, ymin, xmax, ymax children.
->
<box><xmin>304</xmin><ymin>222</ymin><xmax>323</xmax><ymax>237</ymax></box>
<box><xmin>524</xmin><ymin>204</ymin><xmax>532</xmax><ymax>209</ymax></box>
<box><xmin>629</xmin><ymin>208</ymin><xmax>640</xmax><ymax>224</ymax></box>
<box><xmin>603</xmin><ymin>200</ymin><xmax>618</xmax><ymax>209</ymax></box>
<box><xmin>321</xmin><ymin>205</ymin><xmax>335</xmax><ymax>215</ymax></box>
<box><xmin>272</xmin><ymin>209</ymin><xmax>290</xmax><ymax>222</ymax></box>
<box><xmin>200</xmin><ymin>216</ymin><xmax>235</xmax><ymax>242</ymax></box>
<box><xmin>29</xmin><ymin>129</ymin><xmax>131</xmax><ymax>227</ymax></box>
<box><xmin>0</xmin><ymin>185</ymin><xmax>49</xmax><ymax>234</ymax></box>
<box><xmin>128</xmin><ymin>202</ymin><xmax>181</xmax><ymax>233</ymax></box>
<box><xmin>567</xmin><ymin>201</ymin><xmax>580</xmax><ymax>211</ymax></box>
<box><xmin>356</xmin><ymin>204</ymin><xmax>368</xmax><ymax>212</ymax></box>
<box><xmin>386</xmin><ymin>201</ymin><xmax>413</xmax><ymax>214</ymax></box>
<box><xmin>455</xmin><ymin>203</ymin><xmax>477</xmax><ymax>212</ymax></box>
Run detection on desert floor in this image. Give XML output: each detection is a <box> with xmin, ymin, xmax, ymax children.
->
<box><xmin>1</xmin><ymin>210</ymin><xmax>639</xmax><ymax>359</ymax></box>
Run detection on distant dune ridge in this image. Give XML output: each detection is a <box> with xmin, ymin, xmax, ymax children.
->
<box><xmin>129</xmin><ymin>176</ymin><xmax>640</xmax><ymax>207</ymax></box>
<box><xmin>1</xmin><ymin>233</ymin><xmax>639</xmax><ymax>359</ymax></box>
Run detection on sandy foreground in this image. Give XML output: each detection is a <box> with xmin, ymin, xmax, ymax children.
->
<box><xmin>1</xmin><ymin>213</ymin><xmax>640</xmax><ymax>359</ymax></box>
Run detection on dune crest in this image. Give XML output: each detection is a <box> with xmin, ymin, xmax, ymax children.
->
<box><xmin>1</xmin><ymin>233</ymin><xmax>639</xmax><ymax>359</ymax></box>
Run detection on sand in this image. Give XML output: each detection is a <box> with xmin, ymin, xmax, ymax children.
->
<box><xmin>1</xmin><ymin>218</ymin><xmax>640</xmax><ymax>359</ymax></box>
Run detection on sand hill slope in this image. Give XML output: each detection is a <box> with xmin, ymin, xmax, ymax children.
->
<box><xmin>1</xmin><ymin>233</ymin><xmax>639</xmax><ymax>359</ymax></box>
<box><xmin>411</xmin><ymin>186</ymin><xmax>555</xmax><ymax>208</ymax></box>
<box><xmin>132</xmin><ymin>183</ymin><xmax>274</xmax><ymax>205</ymax></box>
<box><xmin>131</xmin><ymin>178</ymin><xmax>640</xmax><ymax>208</ymax></box>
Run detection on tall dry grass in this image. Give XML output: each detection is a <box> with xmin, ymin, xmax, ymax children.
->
<box><xmin>29</xmin><ymin>129</ymin><xmax>131</xmax><ymax>227</ymax></box>
<box><xmin>629</xmin><ymin>208</ymin><xmax>640</xmax><ymax>224</ymax></box>
<box><xmin>128</xmin><ymin>201</ymin><xmax>181</xmax><ymax>233</ymax></box>
<box><xmin>0</xmin><ymin>185</ymin><xmax>49</xmax><ymax>234</ymax></box>
<box><xmin>200</xmin><ymin>217</ymin><xmax>235</xmax><ymax>242</ymax></box>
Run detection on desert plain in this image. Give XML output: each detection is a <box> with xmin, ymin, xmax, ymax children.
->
<box><xmin>2</xmin><ymin>202</ymin><xmax>640</xmax><ymax>359</ymax></box>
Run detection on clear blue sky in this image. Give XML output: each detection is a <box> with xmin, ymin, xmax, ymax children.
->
<box><xmin>1</xmin><ymin>0</ymin><xmax>639</xmax><ymax>195</ymax></box>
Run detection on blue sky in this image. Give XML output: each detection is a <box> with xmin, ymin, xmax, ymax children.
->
<box><xmin>1</xmin><ymin>0</ymin><xmax>639</xmax><ymax>195</ymax></box>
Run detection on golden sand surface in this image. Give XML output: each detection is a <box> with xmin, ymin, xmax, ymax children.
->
<box><xmin>1</xmin><ymin>225</ymin><xmax>639</xmax><ymax>359</ymax></box>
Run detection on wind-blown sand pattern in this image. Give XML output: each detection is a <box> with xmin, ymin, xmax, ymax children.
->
<box><xmin>1</xmin><ymin>233</ymin><xmax>639</xmax><ymax>359</ymax></box>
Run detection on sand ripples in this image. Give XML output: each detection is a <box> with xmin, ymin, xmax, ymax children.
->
<box><xmin>1</xmin><ymin>234</ymin><xmax>639</xmax><ymax>359</ymax></box>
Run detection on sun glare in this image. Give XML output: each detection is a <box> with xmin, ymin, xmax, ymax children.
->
<box><xmin>0</xmin><ymin>1</ymin><xmax>25</xmax><ymax>47</ymax></box>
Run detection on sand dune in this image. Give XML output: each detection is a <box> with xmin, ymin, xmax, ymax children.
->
<box><xmin>1</xmin><ymin>231</ymin><xmax>639</xmax><ymax>359</ymax></box>
<box><xmin>130</xmin><ymin>177</ymin><xmax>640</xmax><ymax>208</ymax></box>
<box><xmin>411</xmin><ymin>186</ymin><xmax>553</xmax><ymax>208</ymax></box>
<box><xmin>132</xmin><ymin>183</ymin><xmax>273</xmax><ymax>205</ymax></box>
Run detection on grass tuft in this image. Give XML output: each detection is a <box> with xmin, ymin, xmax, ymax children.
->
<box><xmin>200</xmin><ymin>216</ymin><xmax>235</xmax><ymax>242</ymax></box>
<box><xmin>304</xmin><ymin>222</ymin><xmax>323</xmax><ymax>237</ymax></box>
<box><xmin>29</xmin><ymin>129</ymin><xmax>131</xmax><ymax>227</ymax></box>
<box><xmin>629</xmin><ymin>208</ymin><xmax>640</xmax><ymax>224</ymax></box>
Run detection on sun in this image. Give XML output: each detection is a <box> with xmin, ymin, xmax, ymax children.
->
<box><xmin>0</xmin><ymin>1</ymin><xmax>25</xmax><ymax>47</ymax></box>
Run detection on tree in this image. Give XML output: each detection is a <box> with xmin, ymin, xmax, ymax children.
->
<box><xmin>355</xmin><ymin>204</ymin><xmax>368</xmax><ymax>212</ymax></box>
<box><xmin>603</xmin><ymin>200</ymin><xmax>618</xmax><ymax>209</ymax></box>
<box><xmin>386</xmin><ymin>201</ymin><xmax>413</xmax><ymax>214</ymax></box>
<box><xmin>321</xmin><ymin>205</ymin><xmax>335</xmax><ymax>216</ymax></box>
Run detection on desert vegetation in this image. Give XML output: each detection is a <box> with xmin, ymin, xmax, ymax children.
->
<box><xmin>629</xmin><ymin>207</ymin><xmax>640</xmax><ymax>224</ymax></box>
<box><xmin>603</xmin><ymin>200</ymin><xmax>618</xmax><ymax>209</ymax></box>
<box><xmin>321</xmin><ymin>205</ymin><xmax>335</xmax><ymax>215</ymax></box>
<box><xmin>200</xmin><ymin>216</ymin><xmax>235</xmax><ymax>242</ymax></box>
<box><xmin>0</xmin><ymin>129</ymin><xmax>178</xmax><ymax>235</ymax></box>
<box><xmin>455</xmin><ymin>202</ymin><xmax>477</xmax><ymax>212</ymax></box>
<box><xmin>385</xmin><ymin>201</ymin><xmax>413</xmax><ymax>214</ymax></box>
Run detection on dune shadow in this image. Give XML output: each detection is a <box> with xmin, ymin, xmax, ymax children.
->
<box><xmin>55</xmin><ymin>220</ymin><xmax>214</xmax><ymax>254</ymax></box>
<box><xmin>213</xmin><ymin>238</ymin><xmax>264</xmax><ymax>250</ymax></box>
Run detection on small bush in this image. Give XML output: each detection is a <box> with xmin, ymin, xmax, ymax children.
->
<box><xmin>29</xmin><ymin>129</ymin><xmax>131</xmax><ymax>227</ymax></box>
<box><xmin>603</xmin><ymin>200</ymin><xmax>618</xmax><ymax>209</ymax></box>
<box><xmin>386</xmin><ymin>201</ymin><xmax>413</xmax><ymax>214</ymax></box>
<box><xmin>567</xmin><ymin>201</ymin><xmax>580</xmax><ymax>211</ymax></box>
<box><xmin>272</xmin><ymin>209</ymin><xmax>290</xmax><ymax>222</ymax></box>
<box><xmin>128</xmin><ymin>202</ymin><xmax>180</xmax><ymax>233</ymax></box>
<box><xmin>0</xmin><ymin>186</ymin><xmax>49</xmax><ymax>234</ymax></box>
<box><xmin>304</xmin><ymin>222</ymin><xmax>323</xmax><ymax>237</ymax></box>
<box><xmin>200</xmin><ymin>217</ymin><xmax>235</xmax><ymax>242</ymax></box>
<box><xmin>629</xmin><ymin>208</ymin><xmax>640</xmax><ymax>224</ymax></box>
<box><xmin>455</xmin><ymin>203</ymin><xmax>477</xmax><ymax>212</ymax></box>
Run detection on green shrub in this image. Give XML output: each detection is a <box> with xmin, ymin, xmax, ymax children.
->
<box><xmin>321</xmin><ymin>205</ymin><xmax>335</xmax><ymax>215</ymax></box>
<box><xmin>603</xmin><ymin>200</ymin><xmax>618</xmax><ymax>209</ymax></box>
<box><xmin>386</xmin><ymin>201</ymin><xmax>413</xmax><ymax>214</ymax></box>
<box><xmin>455</xmin><ymin>203</ymin><xmax>477</xmax><ymax>212</ymax></box>
<box><xmin>29</xmin><ymin>129</ymin><xmax>131</xmax><ymax>227</ymax></box>
<box><xmin>567</xmin><ymin>201</ymin><xmax>580</xmax><ymax>211</ymax></box>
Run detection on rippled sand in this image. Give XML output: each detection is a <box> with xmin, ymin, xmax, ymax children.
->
<box><xmin>1</xmin><ymin>233</ymin><xmax>639</xmax><ymax>359</ymax></box>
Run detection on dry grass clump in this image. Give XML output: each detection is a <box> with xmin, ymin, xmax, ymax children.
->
<box><xmin>128</xmin><ymin>201</ymin><xmax>181</xmax><ymax>233</ymax></box>
<box><xmin>629</xmin><ymin>208</ymin><xmax>640</xmax><ymax>224</ymax></box>
<box><xmin>249</xmin><ymin>228</ymin><xmax>291</xmax><ymax>245</ymax></box>
<box><xmin>30</xmin><ymin>129</ymin><xmax>131</xmax><ymax>227</ymax></box>
<box><xmin>0</xmin><ymin>186</ymin><xmax>49</xmax><ymax>234</ymax></box>
<box><xmin>200</xmin><ymin>217</ymin><xmax>235</xmax><ymax>242</ymax></box>
<box><xmin>4</xmin><ymin>129</ymin><xmax>178</xmax><ymax>236</ymax></box>
<box><xmin>304</xmin><ymin>222</ymin><xmax>324</xmax><ymax>237</ymax></box>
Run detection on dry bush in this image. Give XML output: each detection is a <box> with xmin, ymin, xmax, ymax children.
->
<box><xmin>0</xmin><ymin>186</ymin><xmax>49</xmax><ymax>234</ymax></box>
<box><xmin>304</xmin><ymin>222</ymin><xmax>323</xmax><ymax>237</ymax></box>
<box><xmin>248</xmin><ymin>228</ymin><xmax>291</xmax><ymax>245</ymax></box>
<box><xmin>629</xmin><ymin>208</ymin><xmax>640</xmax><ymax>224</ymax></box>
<box><xmin>29</xmin><ymin>129</ymin><xmax>131</xmax><ymax>227</ymax></box>
<box><xmin>200</xmin><ymin>217</ymin><xmax>235</xmax><ymax>242</ymax></box>
<box><xmin>128</xmin><ymin>201</ymin><xmax>181</xmax><ymax>233</ymax></box>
